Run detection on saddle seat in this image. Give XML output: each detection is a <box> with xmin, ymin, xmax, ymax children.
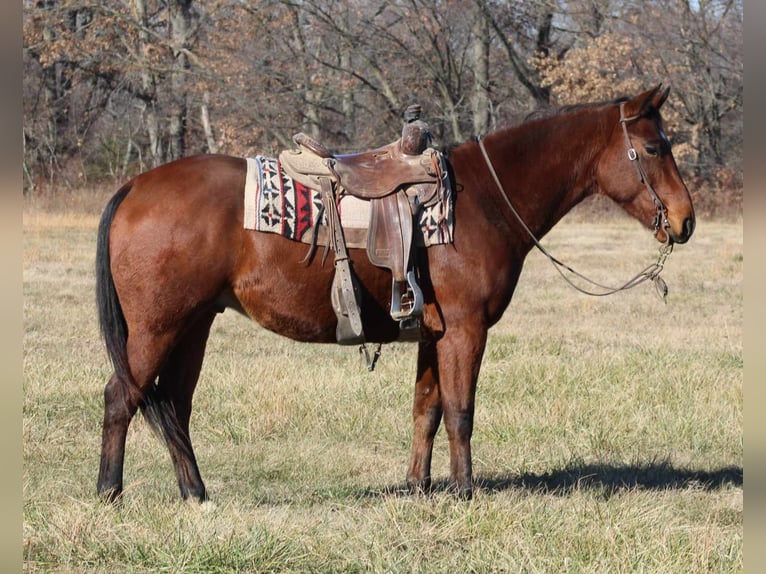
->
<box><xmin>279</xmin><ymin>132</ymin><xmax>441</xmax><ymax>199</ymax></box>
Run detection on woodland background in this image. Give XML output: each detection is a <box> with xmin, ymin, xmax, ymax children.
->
<box><xmin>22</xmin><ymin>0</ymin><xmax>743</xmax><ymax>217</ymax></box>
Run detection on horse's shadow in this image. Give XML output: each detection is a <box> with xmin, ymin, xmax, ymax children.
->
<box><xmin>360</xmin><ymin>461</ymin><xmax>742</xmax><ymax>500</ymax></box>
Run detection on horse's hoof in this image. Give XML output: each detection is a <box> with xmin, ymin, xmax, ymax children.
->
<box><xmin>97</xmin><ymin>485</ymin><xmax>123</xmax><ymax>504</ymax></box>
<box><xmin>181</xmin><ymin>487</ymin><xmax>208</xmax><ymax>504</ymax></box>
<box><xmin>448</xmin><ymin>481</ymin><xmax>473</xmax><ymax>500</ymax></box>
<box><xmin>406</xmin><ymin>477</ymin><xmax>431</xmax><ymax>496</ymax></box>
<box><xmin>457</xmin><ymin>486</ymin><xmax>473</xmax><ymax>501</ymax></box>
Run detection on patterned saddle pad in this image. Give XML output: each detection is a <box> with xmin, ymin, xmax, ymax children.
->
<box><xmin>242</xmin><ymin>156</ymin><xmax>453</xmax><ymax>248</ymax></box>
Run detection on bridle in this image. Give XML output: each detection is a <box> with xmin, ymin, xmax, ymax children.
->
<box><xmin>477</xmin><ymin>103</ymin><xmax>675</xmax><ymax>301</ymax></box>
<box><xmin>618</xmin><ymin>102</ymin><xmax>671</xmax><ymax>240</ymax></box>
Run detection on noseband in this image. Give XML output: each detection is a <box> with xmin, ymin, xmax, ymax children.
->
<box><xmin>618</xmin><ymin>102</ymin><xmax>671</xmax><ymax>242</ymax></box>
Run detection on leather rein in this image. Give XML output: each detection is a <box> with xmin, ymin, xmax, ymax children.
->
<box><xmin>477</xmin><ymin>102</ymin><xmax>673</xmax><ymax>301</ymax></box>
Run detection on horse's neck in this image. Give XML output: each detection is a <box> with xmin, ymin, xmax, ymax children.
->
<box><xmin>477</xmin><ymin>110</ymin><xmax>608</xmax><ymax>244</ymax></box>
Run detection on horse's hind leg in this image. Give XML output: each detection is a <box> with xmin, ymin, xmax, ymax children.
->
<box><xmin>149</xmin><ymin>312</ymin><xmax>216</xmax><ymax>502</ymax></box>
<box><xmin>98</xmin><ymin>372</ymin><xmax>138</xmax><ymax>502</ymax></box>
<box><xmin>97</xmin><ymin>330</ymin><xmax>178</xmax><ymax>502</ymax></box>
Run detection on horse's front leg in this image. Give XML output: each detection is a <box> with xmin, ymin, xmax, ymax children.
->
<box><xmin>436</xmin><ymin>323</ymin><xmax>487</xmax><ymax>499</ymax></box>
<box><xmin>407</xmin><ymin>339</ymin><xmax>443</xmax><ymax>493</ymax></box>
<box><xmin>407</xmin><ymin>325</ymin><xmax>487</xmax><ymax>498</ymax></box>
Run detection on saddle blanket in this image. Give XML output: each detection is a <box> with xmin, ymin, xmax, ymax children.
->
<box><xmin>243</xmin><ymin>156</ymin><xmax>453</xmax><ymax>247</ymax></box>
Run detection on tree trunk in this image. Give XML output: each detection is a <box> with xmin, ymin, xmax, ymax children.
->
<box><xmin>438</xmin><ymin>82</ymin><xmax>463</xmax><ymax>143</ymax></box>
<box><xmin>470</xmin><ymin>8</ymin><xmax>491</xmax><ymax>135</ymax></box>
<box><xmin>131</xmin><ymin>0</ymin><xmax>162</xmax><ymax>167</ymax></box>
<box><xmin>340</xmin><ymin>44</ymin><xmax>355</xmax><ymax>144</ymax></box>
<box><xmin>476</xmin><ymin>0</ymin><xmax>550</xmax><ymax>106</ymax></box>
<box><xmin>200</xmin><ymin>92</ymin><xmax>217</xmax><ymax>154</ymax></box>
<box><xmin>168</xmin><ymin>0</ymin><xmax>194</xmax><ymax>161</ymax></box>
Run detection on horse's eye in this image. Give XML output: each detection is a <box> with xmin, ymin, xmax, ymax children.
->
<box><xmin>645</xmin><ymin>145</ymin><xmax>659</xmax><ymax>157</ymax></box>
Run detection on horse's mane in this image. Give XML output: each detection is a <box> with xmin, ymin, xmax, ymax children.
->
<box><xmin>441</xmin><ymin>95</ymin><xmax>630</xmax><ymax>155</ymax></box>
<box><xmin>522</xmin><ymin>95</ymin><xmax>630</xmax><ymax>123</ymax></box>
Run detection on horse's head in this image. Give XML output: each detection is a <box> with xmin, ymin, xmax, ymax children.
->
<box><xmin>596</xmin><ymin>85</ymin><xmax>695</xmax><ymax>245</ymax></box>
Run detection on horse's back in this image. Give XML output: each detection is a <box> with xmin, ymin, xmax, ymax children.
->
<box><xmin>124</xmin><ymin>154</ymin><xmax>245</xmax><ymax>210</ymax></box>
<box><xmin>113</xmin><ymin>154</ymin><xmax>247</xmax><ymax>235</ymax></box>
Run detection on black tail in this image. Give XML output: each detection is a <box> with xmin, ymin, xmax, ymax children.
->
<box><xmin>96</xmin><ymin>182</ymin><xmax>202</xmax><ymax>495</ymax></box>
<box><xmin>96</xmin><ymin>182</ymin><xmax>133</xmax><ymax>382</ymax></box>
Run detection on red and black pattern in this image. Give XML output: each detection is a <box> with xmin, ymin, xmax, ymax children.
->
<box><xmin>253</xmin><ymin>156</ymin><xmax>322</xmax><ymax>241</ymax></box>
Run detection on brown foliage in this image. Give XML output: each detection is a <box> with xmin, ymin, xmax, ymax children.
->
<box><xmin>23</xmin><ymin>0</ymin><xmax>742</xmax><ymax>216</ymax></box>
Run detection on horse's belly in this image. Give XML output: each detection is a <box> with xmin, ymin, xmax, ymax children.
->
<box><xmin>235</xmin><ymin>283</ymin><xmax>338</xmax><ymax>343</ymax></box>
<box><xmin>231</xmin><ymin>241</ymin><xmax>400</xmax><ymax>344</ymax></box>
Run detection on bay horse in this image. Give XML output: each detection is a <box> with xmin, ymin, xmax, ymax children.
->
<box><xmin>95</xmin><ymin>85</ymin><xmax>695</xmax><ymax>502</ymax></box>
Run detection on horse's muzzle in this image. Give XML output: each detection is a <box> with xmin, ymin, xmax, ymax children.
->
<box><xmin>672</xmin><ymin>216</ymin><xmax>695</xmax><ymax>244</ymax></box>
<box><xmin>655</xmin><ymin>215</ymin><xmax>694</xmax><ymax>245</ymax></box>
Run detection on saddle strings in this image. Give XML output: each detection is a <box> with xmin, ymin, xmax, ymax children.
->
<box><xmin>477</xmin><ymin>137</ymin><xmax>673</xmax><ymax>301</ymax></box>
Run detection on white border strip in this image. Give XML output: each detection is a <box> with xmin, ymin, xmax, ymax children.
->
<box><xmin>243</xmin><ymin>157</ymin><xmax>258</xmax><ymax>229</ymax></box>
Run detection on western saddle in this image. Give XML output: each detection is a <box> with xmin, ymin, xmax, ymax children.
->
<box><xmin>279</xmin><ymin>105</ymin><xmax>450</xmax><ymax>345</ymax></box>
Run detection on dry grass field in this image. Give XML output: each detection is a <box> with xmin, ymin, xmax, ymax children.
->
<box><xmin>23</xmin><ymin>191</ymin><xmax>742</xmax><ymax>572</ymax></box>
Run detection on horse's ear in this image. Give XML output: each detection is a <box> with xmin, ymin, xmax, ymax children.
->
<box><xmin>623</xmin><ymin>84</ymin><xmax>665</xmax><ymax>117</ymax></box>
<box><xmin>652</xmin><ymin>85</ymin><xmax>671</xmax><ymax>110</ymax></box>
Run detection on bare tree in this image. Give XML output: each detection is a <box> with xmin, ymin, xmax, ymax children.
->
<box><xmin>22</xmin><ymin>0</ymin><xmax>743</xmax><ymax>202</ymax></box>
<box><xmin>131</xmin><ymin>0</ymin><xmax>162</xmax><ymax>166</ymax></box>
<box><xmin>23</xmin><ymin>0</ymin><xmax>204</xmax><ymax>183</ymax></box>
<box><xmin>470</xmin><ymin>3</ymin><xmax>491</xmax><ymax>135</ymax></box>
<box><xmin>167</xmin><ymin>0</ymin><xmax>195</xmax><ymax>160</ymax></box>
<box><xmin>633</xmin><ymin>0</ymin><xmax>743</xmax><ymax>174</ymax></box>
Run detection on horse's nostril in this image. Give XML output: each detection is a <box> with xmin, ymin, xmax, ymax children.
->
<box><xmin>684</xmin><ymin>217</ymin><xmax>695</xmax><ymax>239</ymax></box>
